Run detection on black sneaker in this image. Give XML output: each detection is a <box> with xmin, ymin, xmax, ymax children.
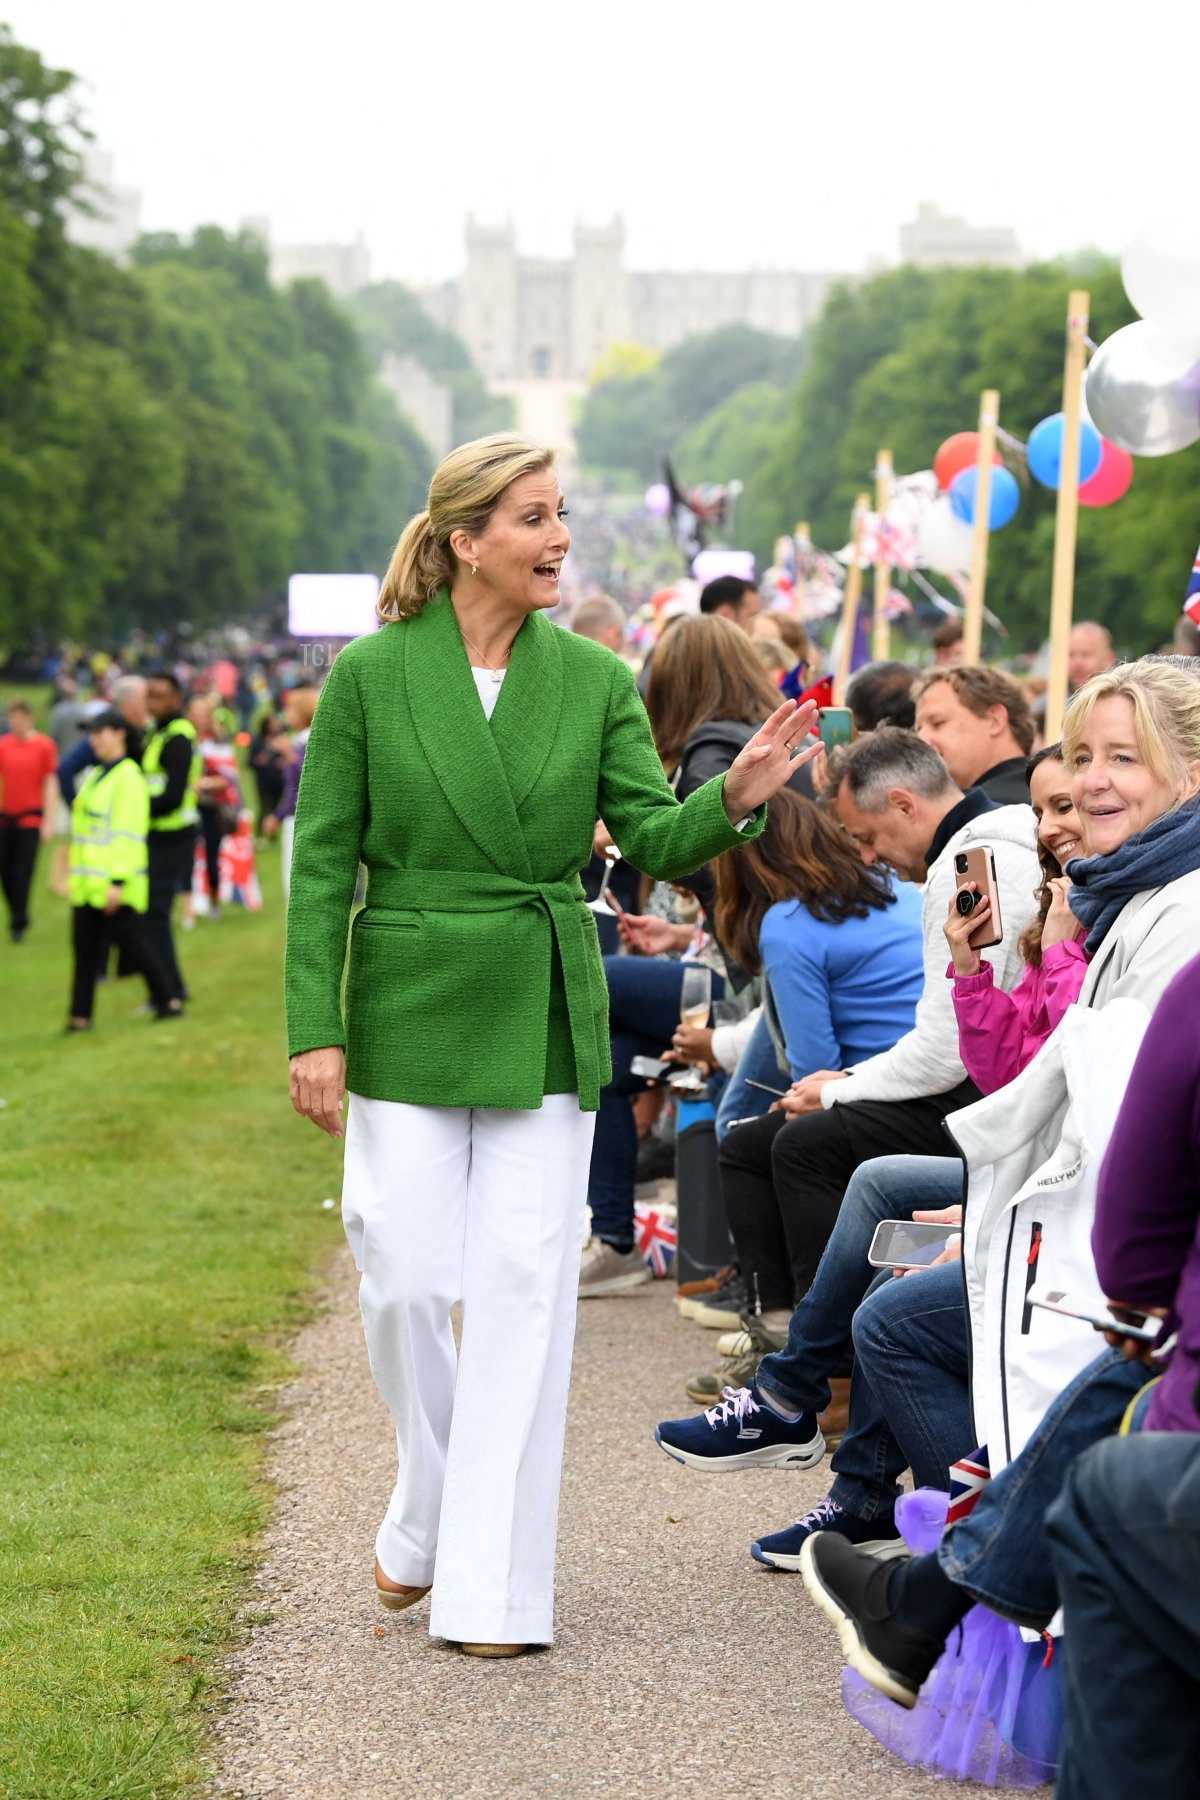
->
<box><xmin>680</xmin><ymin>1274</ymin><xmax>749</xmax><ymax>1328</ymax></box>
<box><xmin>799</xmin><ymin>1534</ymin><xmax>943</xmax><ymax>1709</ymax></box>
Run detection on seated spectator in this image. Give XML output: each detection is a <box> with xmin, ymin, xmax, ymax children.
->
<box><xmin>946</xmin><ymin>743</ymin><xmax>1087</xmax><ymax>1094</ymax></box>
<box><xmin>913</xmin><ymin>663</ymin><xmax>1035</xmax><ymax>804</ymax></box>
<box><xmin>580</xmin><ymin>616</ymin><xmax>812</xmax><ymax>1298</ymax></box>
<box><xmin>845</xmin><ymin>661</ymin><xmax>916</xmax><ymax>733</ymax></box>
<box><xmin>802</xmin><ymin>943</ymin><xmax>1200</xmax><ymax>1741</ymax></box>
<box><xmin>704</xmin><ymin>788</ymin><xmax>924</xmax><ymax>1335</ymax></box>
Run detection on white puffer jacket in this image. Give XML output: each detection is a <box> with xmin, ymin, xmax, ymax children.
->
<box><xmin>949</xmin><ymin>865</ymin><xmax>1200</xmax><ymax>1472</ymax></box>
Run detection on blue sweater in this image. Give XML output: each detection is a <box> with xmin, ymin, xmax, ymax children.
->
<box><xmin>759</xmin><ymin>881</ymin><xmax>924</xmax><ymax>1079</ymax></box>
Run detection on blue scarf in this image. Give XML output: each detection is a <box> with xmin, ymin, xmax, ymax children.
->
<box><xmin>1067</xmin><ymin>799</ymin><xmax>1200</xmax><ymax>955</ymax></box>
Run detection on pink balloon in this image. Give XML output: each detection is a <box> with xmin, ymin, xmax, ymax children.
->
<box><xmin>1078</xmin><ymin>440</ymin><xmax>1134</xmax><ymax>508</ymax></box>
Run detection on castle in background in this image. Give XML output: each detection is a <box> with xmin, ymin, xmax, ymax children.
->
<box><xmin>415</xmin><ymin>216</ymin><xmax>842</xmax><ymax>384</ymax></box>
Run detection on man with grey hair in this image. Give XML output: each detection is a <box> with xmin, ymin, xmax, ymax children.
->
<box><xmin>571</xmin><ymin>596</ymin><xmax>626</xmax><ymax>656</ymax></box>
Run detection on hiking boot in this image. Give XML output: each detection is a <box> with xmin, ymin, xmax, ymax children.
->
<box><xmin>578</xmin><ymin>1236</ymin><xmax>651</xmax><ymax>1298</ymax></box>
<box><xmin>800</xmin><ymin>1533</ymin><xmax>942</xmax><ymax>1709</ymax></box>
<box><xmin>656</xmin><ymin>1381</ymin><xmax>824</xmax><ymax>1472</ymax></box>
<box><xmin>751</xmin><ymin>1494</ymin><xmax>904</xmax><ymax>1571</ymax></box>
<box><xmin>715</xmin><ymin>1311</ymin><xmax>791</xmax><ymax>1357</ymax></box>
<box><xmin>675</xmin><ymin>1264</ymin><xmax>736</xmax><ymax>1305</ymax></box>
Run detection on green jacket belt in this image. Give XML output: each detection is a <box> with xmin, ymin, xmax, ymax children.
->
<box><xmin>284</xmin><ymin>592</ymin><xmax>764</xmax><ymax>1112</ymax></box>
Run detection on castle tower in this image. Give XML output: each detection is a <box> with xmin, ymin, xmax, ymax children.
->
<box><xmin>569</xmin><ymin>217</ymin><xmax>632</xmax><ymax>380</ymax></box>
<box><xmin>458</xmin><ymin>217</ymin><xmax>519</xmax><ymax>383</ymax></box>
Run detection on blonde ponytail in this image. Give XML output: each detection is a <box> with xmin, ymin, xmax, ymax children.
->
<box><xmin>376</xmin><ymin>510</ymin><xmax>453</xmax><ymax>622</ymax></box>
<box><xmin>375</xmin><ymin>433</ymin><xmax>556</xmax><ymax>626</ymax></box>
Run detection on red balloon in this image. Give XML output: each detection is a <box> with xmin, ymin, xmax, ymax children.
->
<box><xmin>934</xmin><ymin>432</ymin><xmax>1002</xmax><ymax>491</ymax></box>
<box><xmin>1078</xmin><ymin>439</ymin><xmax>1134</xmax><ymax>508</ymax></box>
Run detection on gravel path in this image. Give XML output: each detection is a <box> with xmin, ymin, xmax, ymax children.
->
<box><xmin>212</xmin><ymin>1235</ymin><xmax>985</xmax><ymax>1799</ymax></box>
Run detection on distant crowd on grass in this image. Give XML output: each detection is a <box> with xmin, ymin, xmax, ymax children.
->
<box><xmin>0</xmin><ymin>637</ymin><xmax>322</xmax><ymax>1031</ymax></box>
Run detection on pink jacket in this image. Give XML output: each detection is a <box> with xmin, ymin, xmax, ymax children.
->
<box><xmin>949</xmin><ymin>940</ymin><xmax>1088</xmax><ymax>1095</ymax></box>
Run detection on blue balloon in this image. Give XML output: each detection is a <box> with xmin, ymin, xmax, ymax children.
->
<box><xmin>1026</xmin><ymin>412</ymin><xmax>1103</xmax><ymax>489</ymax></box>
<box><xmin>948</xmin><ymin>464</ymin><xmax>1020</xmax><ymax>530</ymax></box>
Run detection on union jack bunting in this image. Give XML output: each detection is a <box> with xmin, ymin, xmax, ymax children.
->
<box><xmin>633</xmin><ymin>1203</ymin><xmax>676</xmax><ymax>1279</ymax></box>
<box><xmin>1184</xmin><ymin>541</ymin><xmax>1200</xmax><ymax>625</ymax></box>
<box><xmin>946</xmin><ymin>1446</ymin><xmax>991</xmax><ymax>1525</ymax></box>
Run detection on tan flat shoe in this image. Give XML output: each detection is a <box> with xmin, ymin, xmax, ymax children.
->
<box><xmin>459</xmin><ymin>1642</ymin><xmax>528</xmax><ymax>1659</ymax></box>
<box><xmin>374</xmin><ymin>1560</ymin><xmax>431</xmax><ymax>1611</ymax></box>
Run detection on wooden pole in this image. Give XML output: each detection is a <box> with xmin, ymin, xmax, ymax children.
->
<box><xmin>834</xmin><ymin>494</ymin><xmax>870</xmax><ymax>705</ymax></box>
<box><xmin>872</xmin><ymin>451</ymin><xmax>893</xmax><ymax>661</ymax></box>
<box><xmin>1044</xmin><ymin>292</ymin><xmax>1090</xmax><ymax>741</ymax></box>
<box><xmin>962</xmin><ymin>391</ymin><xmax>1000</xmax><ymax>663</ymax></box>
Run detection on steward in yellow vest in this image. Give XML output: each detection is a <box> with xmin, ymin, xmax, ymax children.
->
<box><xmin>141</xmin><ymin>670</ymin><xmax>200</xmax><ymax>1004</ymax></box>
<box><xmin>66</xmin><ymin>710</ymin><xmax>181</xmax><ymax>1031</ymax></box>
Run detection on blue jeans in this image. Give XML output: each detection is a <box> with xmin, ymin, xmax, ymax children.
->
<box><xmin>937</xmin><ymin>1347</ymin><xmax>1149</xmax><ymax>1629</ymax></box>
<box><xmin>714</xmin><ymin>1009</ymin><xmax>786</xmax><ymax>1143</ymax></box>
<box><xmin>1048</xmin><ymin>1432</ymin><xmax>1200</xmax><ymax>1800</ymax></box>
<box><xmin>754</xmin><ymin>1156</ymin><xmax>965</xmax><ymax>1521</ymax></box>
<box><xmin>586</xmin><ymin>956</ymin><xmax>725</xmax><ymax>1250</ymax></box>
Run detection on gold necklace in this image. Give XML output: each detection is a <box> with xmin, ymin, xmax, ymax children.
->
<box><xmin>459</xmin><ymin>626</ymin><xmax>512</xmax><ymax>684</ymax></box>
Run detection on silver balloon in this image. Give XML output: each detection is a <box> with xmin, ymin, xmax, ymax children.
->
<box><xmin>1086</xmin><ymin>322</ymin><xmax>1200</xmax><ymax>457</ymax></box>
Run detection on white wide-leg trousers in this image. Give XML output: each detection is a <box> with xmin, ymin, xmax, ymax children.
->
<box><xmin>341</xmin><ymin>1091</ymin><xmax>595</xmax><ymax>1645</ymax></box>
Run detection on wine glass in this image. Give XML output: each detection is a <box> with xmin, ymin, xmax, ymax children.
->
<box><xmin>671</xmin><ymin>964</ymin><xmax>712</xmax><ymax>1093</ymax></box>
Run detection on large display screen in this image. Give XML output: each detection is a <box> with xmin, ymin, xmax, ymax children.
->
<box><xmin>287</xmin><ymin>572</ymin><xmax>381</xmax><ymax>639</ymax></box>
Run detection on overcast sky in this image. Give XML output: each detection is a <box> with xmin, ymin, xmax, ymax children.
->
<box><xmin>12</xmin><ymin>1</ymin><xmax>1198</xmax><ymax>287</ymax></box>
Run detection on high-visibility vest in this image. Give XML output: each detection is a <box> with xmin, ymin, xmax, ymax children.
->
<box><xmin>142</xmin><ymin>716</ymin><xmax>201</xmax><ymax>832</ymax></box>
<box><xmin>68</xmin><ymin>757</ymin><xmax>151</xmax><ymax>912</ymax></box>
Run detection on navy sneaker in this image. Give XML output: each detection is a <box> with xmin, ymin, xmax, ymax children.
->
<box><xmin>654</xmin><ymin>1382</ymin><xmax>824</xmax><ymax>1472</ymax></box>
<box><xmin>751</xmin><ymin>1495</ymin><xmax>904</xmax><ymax>1570</ymax></box>
<box><xmin>800</xmin><ymin>1533</ymin><xmax>943</xmax><ymax>1709</ymax></box>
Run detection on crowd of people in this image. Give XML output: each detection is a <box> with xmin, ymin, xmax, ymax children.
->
<box><xmin>0</xmin><ymin>645</ymin><xmax>317</xmax><ymax>1029</ymax></box>
<box><xmin>9</xmin><ymin>504</ymin><xmax>1200</xmax><ymax>1784</ymax></box>
<box><xmin>568</xmin><ymin>576</ymin><xmax>1200</xmax><ymax>1794</ymax></box>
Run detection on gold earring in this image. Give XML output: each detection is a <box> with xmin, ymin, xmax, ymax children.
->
<box><xmin>471</xmin><ymin>564</ymin><xmax>477</xmax><ymax>577</ymax></box>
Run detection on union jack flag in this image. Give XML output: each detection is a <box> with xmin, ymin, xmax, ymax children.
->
<box><xmin>947</xmin><ymin>1446</ymin><xmax>991</xmax><ymax>1524</ymax></box>
<box><xmin>633</xmin><ymin>1202</ymin><xmax>676</xmax><ymax>1279</ymax></box>
<box><xmin>1184</xmin><ymin>542</ymin><xmax>1200</xmax><ymax>626</ymax></box>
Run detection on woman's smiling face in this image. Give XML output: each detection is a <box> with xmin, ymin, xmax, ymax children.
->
<box><xmin>458</xmin><ymin>469</ymin><xmax>570</xmax><ymax>614</ymax></box>
<box><xmin>1029</xmin><ymin>757</ymin><xmax>1085</xmax><ymax>863</ymax></box>
<box><xmin>1069</xmin><ymin>694</ymin><xmax>1189</xmax><ymax>854</ymax></box>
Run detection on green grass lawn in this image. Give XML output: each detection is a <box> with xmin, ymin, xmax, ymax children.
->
<box><xmin>0</xmin><ymin>795</ymin><xmax>345</xmax><ymax>1797</ymax></box>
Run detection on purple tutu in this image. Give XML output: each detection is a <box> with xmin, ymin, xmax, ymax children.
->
<box><xmin>841</xmin><ymin>1490</ymin><xmax>1062</xmax><ymax>1787</ymax></box>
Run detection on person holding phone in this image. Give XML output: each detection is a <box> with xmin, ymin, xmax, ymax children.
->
<box><xmin>284</xmin><ymin>433</ymin><xmax>818</xmax><ymax>1659</ymax></box>
<box><xmin>944</xmin><ymin>744</ymin><xmax>1089</xmax><ymax>1094</ymax></box>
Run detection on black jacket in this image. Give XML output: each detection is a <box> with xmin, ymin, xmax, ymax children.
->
<box><xmin>975</xmin><ymin>756</ymin><xmax>1030</xmax><ymax>808</ymax></box>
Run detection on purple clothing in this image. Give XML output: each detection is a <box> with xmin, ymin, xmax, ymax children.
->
<box><xmin>1093</xmin><ymin>950</ymin><xmax>1200</xmax><ymax>1433</ymax></box>
<box><xmin>272</xmin><ymin>734</ymin><xmax>308</xmax><ymax>822</ymax></box>
<box><xmin>949</xmin><ymin>940</ymin><xmax>1088</xmax><ymax>1095</ymax></box>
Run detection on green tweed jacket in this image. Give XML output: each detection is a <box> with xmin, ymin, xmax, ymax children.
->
<box><xmin>284</xmin><ymin>590</ymin><xmax>764</xmax><ymax>1111</ymax></box>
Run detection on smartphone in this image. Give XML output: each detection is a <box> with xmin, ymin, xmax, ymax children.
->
<box><xmin>1027</xmin><ymin>1285</ymin><xmax>1160</xmax><ymax>1343</ymax></box>
<box><xmin>744</xmin><ymin>1077</ymin><xmax>787</xmax><ymax>1098</ymax></box>
<box><xmin>817</xmin><ymin>707</ymin><xmax>854</xmax><ymax>751</ymax></box>
<box><xmin>630</xmin><ymin>1055</ymin><xmax>675</xmax><ymax>1083</ymax></box>
<box><xmin>867</xmin><ymin>1219</ymin><xmax>961</xmax><ymax>1269</ymax></box>
<box><xmin>724</xmin><ymin>1116</ymin><xmax>759</xmax><ymax>1130</ymax></box>
<box><xmin>953</xmin><ymin>845</ymin><xmax>1003</xmax><ymax>949</ymax></box>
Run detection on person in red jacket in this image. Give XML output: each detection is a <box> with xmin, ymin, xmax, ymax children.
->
<box><xmin>0</xmin><ymin>698</ymin><xmax>58</xmax><ymax>942</ymax></box>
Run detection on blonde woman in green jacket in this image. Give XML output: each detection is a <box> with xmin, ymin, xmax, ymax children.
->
<box><xmin>67</xmin><ymin>710</ymin><xmax>180</xmax><ymax>1030</ymax></box>
<box><xmin>285</xmin><ymin>434</ymin><xmax>817</xmax><ymax>1658</ymax></box>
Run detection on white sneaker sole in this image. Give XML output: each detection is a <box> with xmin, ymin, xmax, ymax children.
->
<box><xmin>655</xmin><ymin>1428</ymin><xmax>825</xmax><ymax>1472</ymax></box>
<box><xmin>798</xmin><ymin>1535</ymin><xmax>919</xmax><ymax>1709</ymax></box>
<box><xmin>578</xmin><ymin>1270</ymin><xmax>652</xmax><ymax>1297</ymax></box>
<box><xmin>754</xmin><ymin>1535</ymin><xmax>909</xmax><ymax>1572</ymax></box>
